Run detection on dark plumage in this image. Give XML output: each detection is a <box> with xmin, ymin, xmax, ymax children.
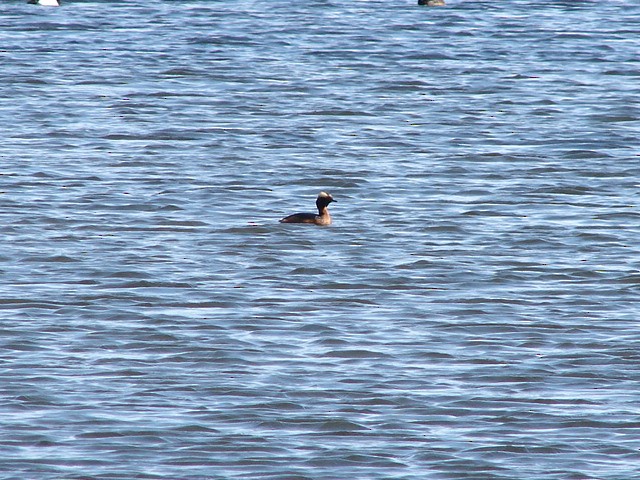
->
<box><xmin>279</xmin><ymin>192</ymin><xmax>336</xmax><ymax>226</ymax></box>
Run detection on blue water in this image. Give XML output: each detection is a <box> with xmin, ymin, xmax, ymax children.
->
<box><xmin>1</xmin><ymin>0</ymin><xmax>640</xmax><ymax>478</ymax></box>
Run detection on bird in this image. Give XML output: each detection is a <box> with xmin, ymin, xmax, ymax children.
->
<box><xmin>28</xmin><ymin>0</ymin><xmax>60</xmax><ymax>5</ymax></box>
<box><xmin>279</xmin><ymin>191</ymin><xmax>336</xmax><ymax>226</ymax></box>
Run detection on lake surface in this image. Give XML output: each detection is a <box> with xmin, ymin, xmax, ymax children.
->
<box><xmin>1</xmin><ymin>0</ymin><xmax>640</xmax><ymax>478</ymax></box>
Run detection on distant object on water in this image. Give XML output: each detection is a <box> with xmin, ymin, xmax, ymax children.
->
<box><xmin>28</xmin><ymin>0</ymin><xmax>60</xmax><ymax>5</ymax></box>
<box><xmin>418</xmin><ymin>0</ymin><xmax>445</xmax><ymax>5</ymax></box>
<box><xmin>279</xmin><ymin>191</ymin><xmax>336</xmax><ymax>226</ymax></box>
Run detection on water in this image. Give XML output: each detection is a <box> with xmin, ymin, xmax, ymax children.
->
<box><xmin>1</xmin><ymin>0</ymin><xmax>640</xmax><ymax>478</ymax></box>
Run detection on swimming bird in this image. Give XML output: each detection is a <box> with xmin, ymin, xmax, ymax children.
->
<box><xmin>28</xmin><ymin>0</ymin><xmax>60</xmax><ymax>5</ymax></box>
<box><xmin>279</xmin><ymin>191</ymin><xmax>336</xmax><ymax>226</ymax></box>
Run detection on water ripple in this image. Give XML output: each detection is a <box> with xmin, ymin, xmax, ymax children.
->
<box><xmin>1</xmin><ymin>0</ymin><xmax>640</xmax><ymax>479</ymax></box>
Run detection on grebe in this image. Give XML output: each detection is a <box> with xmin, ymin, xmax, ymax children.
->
<box><xmin>279</xmin><ymin>191</ymin><xmax>336</xmax><ymax>226</ymax></box>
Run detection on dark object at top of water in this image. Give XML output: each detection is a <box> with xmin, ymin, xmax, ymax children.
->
<box><xmin>27</xmin><ymin>0</ymin><xmax>60</xmax><ymax>5</ymax></box>
<box><xmin>279</xmin><ymin>192</ymin><xmax>336</xmax><ymax>226</ymax></box>
<box><xmin>418</xmin><ymin>0</ymin><xmax>445</xmax><ymax>6</ymax></box>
